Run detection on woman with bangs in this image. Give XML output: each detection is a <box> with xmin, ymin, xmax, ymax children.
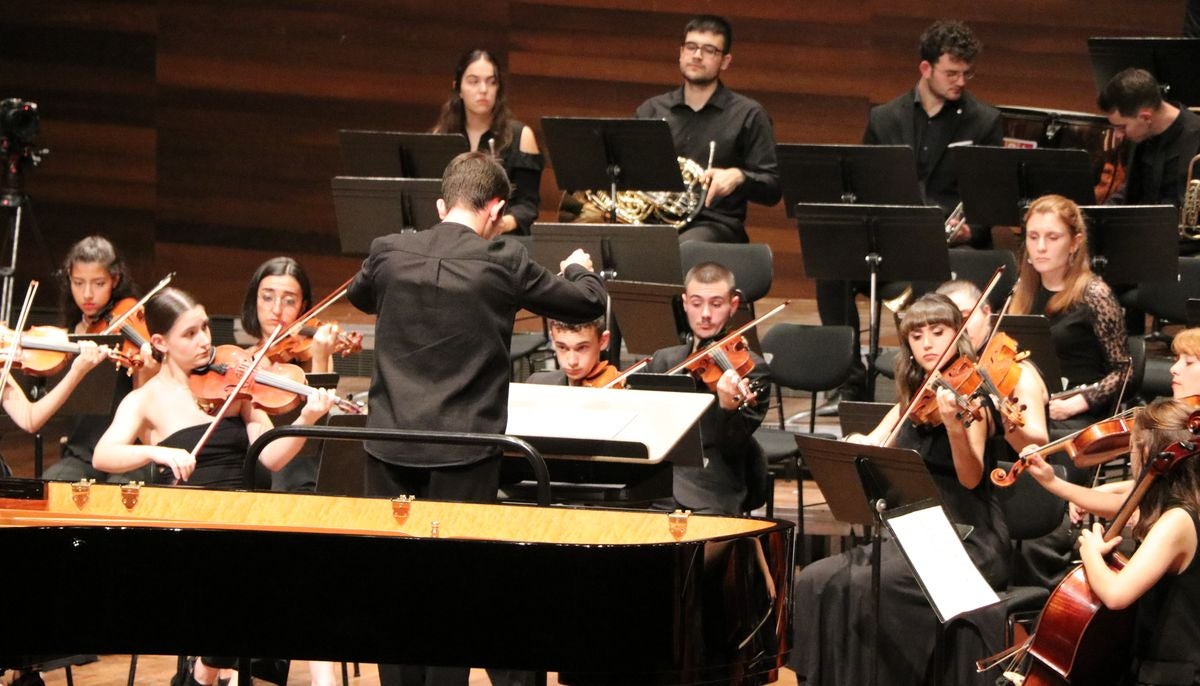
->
<box><xmin>791</xmin><ymin>292</ymin><xmax>1010</xmax><ymax>686</ymax></box>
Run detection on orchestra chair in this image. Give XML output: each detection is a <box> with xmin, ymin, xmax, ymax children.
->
<box><xmin>755</xmin><ymin>325</ymin><xmax>856</xmax><ymax>560</ymax></box>
<box><xmin>1133</xmin><ymin>255</ymin><xmax>1200</xmax><ymax>342</ymax></box>
<box><xmin>679</xmin><ymin>242</ymin><xmax>773</xmax><ymax>350</ymax></box>
<box><xmin>509</xmin><ymin>236</ymin><xmax>552</xmax><ymax>378</ymax></box>
<box><xmin>994</xmin><ymin>459</ymin><xmax>1069</xmax><ymax>645</ymax></box>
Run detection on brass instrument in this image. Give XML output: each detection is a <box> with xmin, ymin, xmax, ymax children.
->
<box><xmin>583</xmin><ymin>156</ymin><xmax>709</xmax><ymax>229</ymax></box>
<box><xmin>944</xmin><ymin>201</ymin><xmax>966</xmax><ymax>244</ymax></box>
<box><xmin>1182</xmin><ymin>153</ymin><xmax>1200</xmax><ymax>240</ymax></box>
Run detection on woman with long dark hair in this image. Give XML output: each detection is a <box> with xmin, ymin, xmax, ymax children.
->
<box><xmin>432</xmin><ymin>49</ymin><xmax>543</xmax><ymax>235</ymax></box>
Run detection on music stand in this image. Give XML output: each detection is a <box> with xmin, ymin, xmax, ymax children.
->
<box><xmin>795</xmin><ymin>203</ymin><xmax>950</xmax><ymax>395</ymax></box>
<box><xmin>1080</xmin><ymin>204</ymin><xmax>1179</xmax><ymax>285</ymax></box>
<box><xmin>603</xmin><ymin>280</ymin><xmax>687</xmax><ymax>356</ymax></box>
<box><xmin>337</xmin><ymin>130</ymin><xmax>468</xmax><ymax>178</ymax></box>
<box><xmin>1188</xmin><ymin>298</ymin><xmax>1200</xmax><ymax>328</ymax></box>
<box><xmin>996</xmin><ymin>315</ymin><xmax>1064</xmax><ymax>393</ymax></box>
<box><xmin>837</xmin><ymin>401</ymin><xmax>893</xmax><ymax>437</ymax></box>
<box><xmin>794</xmin><ymin>434</ymin><xmax>940</xmax><ymax>686</ymax></box>
<box><xmin>331</xmin><ymin>177</ymin><xmax>442</xmax><ymax>255</ymax></box>
<box><xmin>954</xmin><ymin>146</ymin><xmax>1095</xmax><ymax>227</ymax></box>
<box><xmin>540</xmin><ymin>118</ymin><xmax>684</xmax><ymax>222</ymax></box>
<box><xmin>776</xmin><ymin>144</ymin><xmax>924</xmax><ymax>215</ymax></box>
<box><xmin>1087</xmin><ymin>37</ymin><xmax>1200</xmax><ymax>108</ymax></box>
<box><xmin>529</xmin><ymin>223</ymin><xmax>683</xmax><ymax>283</ymax></box>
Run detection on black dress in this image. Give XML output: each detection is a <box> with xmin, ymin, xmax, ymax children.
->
<box><xmin>1124</xmin><ymin>508</ymin><xmax>1200</xmax><ymax>686</ymax></box>
<box><xmin>790</xmin><ymin>420</ymin><xmax>1010</xmax><ymax>686</ymax></box>
<box><xmin>154</xmin><ymin>416</ymin><xmax>250</xmax><ymax>490</ymax></box>
<box><xmin>475</xmin><ymin>120</ymin><xmax>543</xmax><ymax>235</ymax></box>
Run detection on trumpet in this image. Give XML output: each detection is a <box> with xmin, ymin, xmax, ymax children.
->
<box><xmin>944</xmin><ymin>202</ymin><xmax>966</xmax><ymax>244</ymax></box>
<box><xmin>1182</xmin><ymin>153</ymin><xmax>1200</xmax><ymax>240</ymax></box>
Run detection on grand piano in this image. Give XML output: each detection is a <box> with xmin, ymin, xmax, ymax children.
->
<box><xmin>0</xmin><ymin>477</ymin><xmax>793</xmax><ymax>685</ymax></box>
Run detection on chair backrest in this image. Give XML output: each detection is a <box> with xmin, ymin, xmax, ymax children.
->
<box><xmin>1136</xmin><ymin>255</ymin><xmax>1200</xmax><ymax>323</ymax></box>
<box><xmin>761</xmin><ymin>324</ymin><xmax>856</xmax><ymax>393</ymax></box>
<box><xmin>948</xmin><ymin>249</ymin><xmax>1018</xmax><ymax>311</ymax></box>
<box><xmin>314</xmin><ymin>413</ymin><xmax>369</xmax><ymax>497</ymax></box>
<box><xmin>994</xmin><ymin>461</ymin><xmax>1067</xmax><ymax>540</ymax></box>
<box><xmin>679</xmin><ymin>242</ymin><xmax>774</xmax><ymax>303</ymax></box>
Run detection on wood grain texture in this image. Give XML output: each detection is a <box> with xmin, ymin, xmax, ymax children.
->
<box><xmin>0</xmin><ymin>1</ymin><xmax>1185</xmax><ymax>306</ymax></box>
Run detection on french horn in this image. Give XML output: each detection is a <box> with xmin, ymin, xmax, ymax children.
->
<box><xmin>1182</xmin><ymin>153</ymin><xmax>1200</xmax><ymax>240</ymax></box>
<box><xmin>582</xmin><ymin>156</ymin><xmax>708</xmax><ymax>229</ymax></box>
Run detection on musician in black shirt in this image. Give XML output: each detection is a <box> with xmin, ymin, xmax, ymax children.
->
<box><xmin>634</xmin><ymin>14</ymin><xmax>781</xmax><ymax>243</ymax></box>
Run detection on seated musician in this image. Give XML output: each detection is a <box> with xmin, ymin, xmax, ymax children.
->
<box><xmin>1011</xmin><ymin>194</ymin><xmax>1128</xmax><ymax>442</ymax></box>
<box><xmin>44</xmin><ymin>235</ymin><xmax>154</xmax><ymax>483</ymax></box>
<box><xmin>791</xmin><ymin>293</ymin><xmax>1009</xmax><ymax>686</ymax></box>
<box><xmin>432</xmin><ymin>48</ymin><xmax>542</xmax><ymax>236</ymax></box>
<box><xmin>644</xmin><ymin>261</ymin><xmax>770</xmax><ymax>515</ymax></box>
<box><xmin>1066</xmin><ymin>398</ymin><xmax>1200</xmax><ymax>686</ymax></box>
<box><xmin>242</xmin><ymin>256</ymin><xmax>335</xmax><ymax>374</ymax></box>
<box><xmin>526</xmin><ymin>316</ymin><xmax>616</xmax><ymax>387</ymax></box>
<box><xmin>634</xmin><ymin>14</ymin><xmax>780</xmax><ymax>244</ymax></box>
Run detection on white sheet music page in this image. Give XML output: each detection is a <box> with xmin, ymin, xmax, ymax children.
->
<box><xmin>885</xmin><ymin>504</ymin><xmax>1000</xmax><ymax>623</ymax></box>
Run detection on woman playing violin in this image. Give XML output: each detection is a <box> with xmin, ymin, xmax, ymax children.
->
<box><xmin>41</xmin><ymin>236</ymin><xmax>149</xmax><ymax>483</ymax></box>
<box><xmin>242</xmin><ymin>257</ymin><xmax>337</xmax><ymax>374</ymax></box>
<box><xmin>93</xmin><ymin>287</ymin><xmax>333</xmax><ymax>489</ymax></box>
<box><xmin>791</xmin><ymin>293</ymin><xmax>1010</xmax><ymax>686</ymax></box>
<box><xmin>1011</xmin><ymin>194</ymin><xmax>1129</xmax><ymax>429</ymax></box>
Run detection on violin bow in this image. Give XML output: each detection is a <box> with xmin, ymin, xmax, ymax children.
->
<box><xmin>270</xmin><ymin>276</ymin><xmax>353</xmax><ymax>347</ymax></box>
<box><xmin>186</xmin><ymin>324</ymin><xmax>286</xmax><ymax>472</ymax></box>
<box><xmin>101</xmin><ymin>271</ymin><xmax>175</xmax><ymax>335</ymax></box>
<box><xmin>0</xmin><ymin>280</ymin><xmax>39</xmax><ymax>401</ymax></box>
<box><xmin>664</xmin><ymin>300</ymin><xmax>791</xmax><ymax>376</ymax></box>
<box><xmin>883</xmin><ymin>266</ymin><xmax>1006</xmax><ymax>447</ymax></box>
<box><xmin>600</xmin><ymin>357</ymin><xmax>651</xmax><ymax>389</ymax></box>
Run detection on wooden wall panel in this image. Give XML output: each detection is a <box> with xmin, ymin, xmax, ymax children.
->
<box><xmin>0</xmin><ymin>0</ymin><xmax>1191</xmax><ymax>311</ymax></box>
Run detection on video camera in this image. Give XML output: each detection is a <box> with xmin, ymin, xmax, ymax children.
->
<box><xmin>0</xmin><ymin>98</ymin><xmax>44</xmax><ymax>198</ymax></box>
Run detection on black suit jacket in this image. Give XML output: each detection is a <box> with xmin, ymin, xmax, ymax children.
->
<box><xmin>348</xmin><ymin>222</ymin><xmax>607</xmax><ymax>467</ymax></box>
<box><xmin>864</xmin><ymin>89</ymin><xmax>1003</xmax><ymax>247</ymax></box>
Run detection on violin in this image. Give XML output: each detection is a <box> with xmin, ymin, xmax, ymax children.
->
<box><xmin>679</xmin><ymin>335</ymin><xmax>763</xmax><ymax>404</ymax></box>
<box><xmin>87</xmin><ymin>296</ymin><xmax>153</xmax><ymax>372</ymax></box>
<box><xmin>188</xmin><ymin>345</ymin><xmax>361</xmax><ymax>415</ymax></box>
<box><xmin>0</xmin><ymin>324</ymin><xmax>137</xmax><ymax>376</ymax></box>
<box><xmin>906</xmin><ymin>354</ymin><xmax>988</xmax><ymax>427</ymax></box>
<box><xmin>266</xmin><ymin>319</ymin><xmax>362</xmax><ymax>364</ymax></box>
<box><xmin>992</xmin><ymin>395</ymin><xmax>1200</xmax><ymax>487</ymax></box>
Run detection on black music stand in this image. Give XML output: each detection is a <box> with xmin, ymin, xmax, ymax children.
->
<box><xmin>795</xmin><ymin>203</ymin><xmax>950</xmax><ymax>395</ymax></box>
<box><xmin>1188</xmin><ymin>298</ymin><xmax>1200</xmax><ymax>328</ymax></box>
<box><xmin>331</xmin><ymin>177</ymin><xmax>442</xmax><ymax>254</ymax></box>
<box><xmin>529</xmin><ymin>222</ymin><xmax>683</xmax><ymax>283</ymax></box>
<box><xmin>794</xmin><ymin>434</ymin><xmax>940</xmax><ymax>686</ymax></box>
<box><xmin>776</xmin><ymin>144</ymin><xmax>924</xmax><ymax>215</ymax></box>
<box><xmin>337</xmin><ymin>130</ymin><xmax>468</xmax><ymax>178</ymax></box>
<box><xmin>996</xmin><ymin>315</ymin><xmax>1063</xmax><ymax>393</ymax></box>
<box><xmin>954</xmin><ymin>146</ymin><xmax>1096</xmax><ymax>227</ymax></box>
<box><xmin>603</xmin><ymin>280</ymin><xmax>687</xmax><ymax>356</ymax></box>
<box><xmin>837</xmin><ymin>401</ymin><xmax>893</xmax><ymax>437</ymax></box>
<box><xmin>1087</xmin><ymin>37</ymin><xmax>1200</xmax><ymax>108</ymax></box>
<box><xmin>1080</xmin><ymin>204</ymin><xmax>1179</xmax><ymax>285</ymax></box>
<box><xmin>541</xmin><ymin>118</ymin><xmax>684</xmax><ymax>223</ymax></box>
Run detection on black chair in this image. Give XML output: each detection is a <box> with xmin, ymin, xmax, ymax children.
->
<box><xmin>754</xmin><ymin>325</ymin><xmax>857</xmax><ymax>525</ymax></box>
<box><xmin>679</xmin><ymin>242</ymin><xmax>773</xmax><ymax>342</ymax></box>
<box><xmin>994</xmin><ymin>459</ymin><xmax>1069</xmax><ymax>644</ymax></box>
<box><xmin>1134</xmin><ymin>255</ymin><xmax>1200</xmax><ymax>340</ymax></box>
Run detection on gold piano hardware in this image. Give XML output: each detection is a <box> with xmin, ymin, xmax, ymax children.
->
<box><xmin>669</xmin><ymin>509</ymin><xmax>692</xmax><ymax>540</ymax></box>
<box><xmin>71</xmin><ymin>479</ymin><xmax>96</xmax><ymax>508</ymax></box>
<box><xmin>1182</xmin><ymin>153</ymin><xmax>1200</xmax><ymax>240</ymax></box>
<box><xmin>430</xmin><ymin>520</ymin><xmax>441</xmax><ymax>538</ymax></box>
<box><xmin>120</xmin><ymin>481</ymin><xmax>144</xmax><ymax>511</ymax></box>
<box><xmin>391</xmin><ymin>495</ymin><xmax>415</xmax><ymax>525</ymax></box>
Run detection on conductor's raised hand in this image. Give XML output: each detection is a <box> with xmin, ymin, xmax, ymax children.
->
<box><xmin>560</xmin><ymin>249</ymin><xmax>594</xmax><ymax>273</ymax></box>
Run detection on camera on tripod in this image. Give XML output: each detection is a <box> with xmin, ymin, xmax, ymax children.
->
<box><xmin>1</xmin><ymin>98</ymin><xmax>44</xmax><ymax>199</ymax></box>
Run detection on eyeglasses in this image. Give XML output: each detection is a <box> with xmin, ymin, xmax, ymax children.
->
<box><xmin>258</xmin><ymin>291</ymin><xmax>301</xmax><ymax>310</ymax></box>
<box><xmin>681</xmin><ymin>42</ymin><xmax>724</xmax><ymax>58</ymax></box>
<box><xmin>935</xmin><ymin>67</ymin><xmax>975</xmax><ymax>82</ymax></box>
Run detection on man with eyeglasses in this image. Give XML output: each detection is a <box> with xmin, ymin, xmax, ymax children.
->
<box><xmin>634</xmin><ymin>14</ymin><xmax>780</xmax><ymax>243</ymax></box>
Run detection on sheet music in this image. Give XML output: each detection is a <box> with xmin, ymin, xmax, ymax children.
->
<box><xmin>885</xmin><ymin>505</ymin><xmax>1000</xmax><ymax>623</ymax></box>
<box><xmin>506</xmin><ymin>405</ymin><xmax>638</xmax><ymax>440</ymax></box>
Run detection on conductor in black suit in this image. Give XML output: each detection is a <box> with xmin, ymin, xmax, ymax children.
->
<box><xmin>818</xmin><ymin>19</ymin><xmax>1003</xmax><ymax>403</ymax></box>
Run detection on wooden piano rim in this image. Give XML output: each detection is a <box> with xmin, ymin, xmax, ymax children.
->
<box><xmin>0</xmin><ymin>481</ymin><xmax>787</xmax><ymax>546</ymax></box>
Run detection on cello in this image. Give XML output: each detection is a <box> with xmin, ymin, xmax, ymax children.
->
<box><xmin>981</xmin><ymin>407</ymin><xmax>1200</xmax><ymax>684</ymax></box>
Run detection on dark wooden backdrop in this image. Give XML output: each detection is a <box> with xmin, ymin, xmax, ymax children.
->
<box><xmin>0</xmin><ymin>0</ymin><xmax>1185</xmax><ymax>313</ymax></box>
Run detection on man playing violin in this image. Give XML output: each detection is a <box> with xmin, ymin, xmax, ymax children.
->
<box><xmin>644</xmin><ymin>261</ymin><xmax>770</xmax><ymax>515</ymax></box>
<box><xmin>526</xmin><ymin>316</ymin><xmax>617</xmax><ymax>387</ymax></box>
